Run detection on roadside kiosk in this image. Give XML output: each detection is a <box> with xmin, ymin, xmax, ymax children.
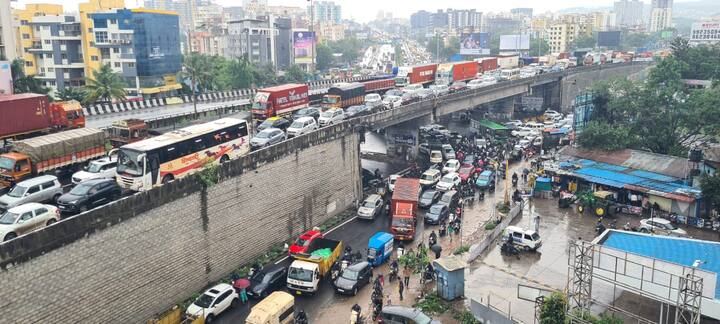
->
<box><xmin>433</xmin><ymin>255</ymin><xmax>467</xmax><ymax>301</ymax></box>
<box><xmin>367</xmin><ymin>232</ymin><xmax>394</xmax><ymax>267</ymax></box>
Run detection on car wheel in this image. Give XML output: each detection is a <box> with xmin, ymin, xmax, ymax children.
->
<box><xmin>46</xmin><ymin>219</ymin><xmax>57</xmax><ymax>226</ymax></box>
<box><xmin>352</xmin><ymin>287</ymin><xmax>358</xmax><ymax>296</ymax></box>
<box><xmin>162</xmin><ymin>175</ymin><xmax>174</xmax><ymax>184</ymax></box>
<box><xmin>4</xmin><ymin>232</ymin><xmax>17</xmax><ymax>241</ymax></box>
<box><xmin>206</xmin><ymin>314</ymin><xmax>214</xmax><ymax>323</ymax></box>
<box><xmin>640</xmin><ymin>228</ymin><xmax>649</xmax><ymax>233</ymax></box>
<box><xmin>220</xmin><ymin>155</ymin><xmax>229</xmax><ymax>164</ymax></box>
<box><xmin>577</xmin><ymin>205</ymin><xmax>584</xmax><ymax>213</ymax></box>
<box><xmin>230</xmin><ymin>298</ymin><xmax>238</xmax><ymax>308</ymax></box>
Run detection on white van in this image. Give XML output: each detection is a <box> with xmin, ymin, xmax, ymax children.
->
<box><xmin>246</xmin><ymin>291</ymin><xmax>295</xmax><ymax>324</ymax></box>
<box><xmin>505</xmin><ymin>226</ymin><xmax>542</xmax><ymax>251</ymax></box>
<box><xmin>364</xmin><ymin>93</ymin><xmax>382</xmax><ymax>108</ymax></box>
<box><xmin>286</xmin><ymin>117</ymin><xmax>318</xmax><ymax>138</ymax></box>
<box><xmin>429</xmin><ymin>150</ymin><xmax>443</xmax><ymax>164</ymax></box>
<box><xmin>419</xmin><ymin>169</ymin><xmax>441</xmax><ymax>187</ymax></box>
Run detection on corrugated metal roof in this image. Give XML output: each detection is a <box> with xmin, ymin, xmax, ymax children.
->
<box><xmin>560</xmin><ymin>147</ymin><xmax>688</xmax><ymax>178</ymax></box>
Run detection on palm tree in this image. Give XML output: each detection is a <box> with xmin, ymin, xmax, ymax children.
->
<box><xmin>182</xmin><ymin>54</ymin><xmax>212</xmax><ymax>117</ymax></box>
<box><xmin>83</xmin><ymin>64</ymin><xmax>127</xmax><ymax>104</ymax></box>
<box><xmin>10</xmin><ymin>58</ymin><xmax>50</xmax><ymax>95</ymax></box>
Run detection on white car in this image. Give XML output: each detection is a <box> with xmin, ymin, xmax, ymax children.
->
<box><xmin>543</xmin><ymin>110</ymin><xmax>561</xmax><ymax>119</ymax></box>
<box><xmin>186</xmin><ymin>283</ymin><xmax>239</xmax><ymax>322</ymax></box>
<box><xmin>441</xmin><ymin>144</ymin><xmax>455</xmax><ymax>160</ymax></box>
<box><xmin>442</xmin><ymin>159</ymin><xmax>460</xmax><ymax>174</ymax></box>
<box><xmin>639</xmin><ymin>218</ymin><xmax>688</xmax><ymax>237</ymax></box>
<box><xmin>364</xmin><ymin>93</ymin><xmax>383</xmax><ymax>108</ymax></box>
<box><xmin>388</xmin><ymin>174</ymin><xmax>400</xmax><ymax>192</ymax></box>
<box><xmin>72</xmin><ymin>156</ymin><xmax>117</xmax><ymax>184</ymax></box>
<box><xmin>467</xmin><ymin>79</ymin><xmax>484</xmax><ymax>89</ymax></box>
<box><xmin>382</xmin><ymin>95</ymin><xmax>402</xmax><ymax>108</ymax></box>
<box><xmin>512</xmin><ymin>127</ymin><xmax>534</xmax><ymax>138</ymax></box>
<box><xmin>286</xmin><ymin>116</ymin><xmax>318</xmax><ymax>138</ymax></box>
<box><xmin>318</xmin><ymin>108</ymin><xmax>345</xmax><ymax>127</ymax></box>
<box><xmin>0</xmin><ymin>203</ymin><xmax>60</xmax><ymax>241</ymax></box>
<box><xmin>517</xmin><ymin>139</ymin><xmax>531</xmax><ymax>149</ymax></box>
<box><xmin>436</xmin><ymin>172</ymin><xmax>460</xmax><ymax>192</ymax></box>
<box><xmin>429</xmin><ymin>84</ymin><xmax>449</xmax><ymax>97</ymax></box>
<box><xmin>504</xmin><ymin>120</ymin><xmax>523</xmax><ymax>129</ymax></box>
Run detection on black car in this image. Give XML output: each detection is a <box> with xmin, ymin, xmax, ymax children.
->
<box><xmin>424</xmin><ymin>203</ymin><xmax>449</xmax><ymax>224</ymax></box>
<box><xmin>247</xmin><ymin>268</ymin><xmax>287</xmax><ymax>299</ymax></box>
<box><xmin>292</xmin><ymin>107</ymin><xmax>321</xmax><ymax>121</ymax></box>
<box><xmin>56</xmin><ymin>179</ymin><xmax>122</xmax><ymax>214</ymax></box>
<box><xmin>256</xmin><ymin>117</ymin><xmax>291</xmax><ymax>132</ymax></box>
<box><xmin>345</xmin><ymin>105</ymin><xmax>373</xmax><ymax>118</ymax></box>
<box><xmin>419</xmin><ymin>189</ymin><xmax>441</xmax><ymax>208</ymax></box>
<box><xmin>334</xmin><ymin>261</ymin><xmax>372</xmax><ymax>295</ymax></box>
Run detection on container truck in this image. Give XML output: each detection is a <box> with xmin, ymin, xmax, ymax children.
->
<box><xmin>251</xmin><ymin>84</ymin><xmax>309</xmax><ymax>123</ymax></box>
<box><xmin>435</xmin><ymin>61</ymin><xmax>478</xmax><ymax>85</ymax></box>
<box><xmin>0</xmin><ymin>128</ymin><xmax>107</xmax><ymax>190</ymax></box>
<box><xmin>0</xmin><ymin>94</ymin><xmax>85</xmax><ymax>142</ymax></box>
<box><xmin>475</xmin><ymin>57</ymin><xmax>498</xmax><ymax>74</ymax></box>
<box><xmin>287</xmin><ymin>238</ymin><xmax>343</xmax><ymax>294</ymax></box>
<box><xmin>497</xmin><ymin>55</ymin><xmax>520</xmax><ymax>69</ymax></box>
<box><xmin>394</xmin><ymin>64</ymin><xmax>437</xmax><ymax>87</ymax></box>
<box><xmin>321</xmin><ymin>83</ymin><xmax>364</xmax><ymax>109</ymax></box>
<box><xmin>362</xmin><ymin>78</ymin><xmax>395</xmax><ymax>93</ymax></box>
<box><xmin>390</xmin><ymin>178</ymin><xmax>420</xmax><ymax>241</ymax></box>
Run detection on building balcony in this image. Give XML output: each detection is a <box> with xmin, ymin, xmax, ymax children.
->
<box><xmin>93</xmin><ymin>39</ymin><xmax>132</xmax><ymax>47</ymax></box>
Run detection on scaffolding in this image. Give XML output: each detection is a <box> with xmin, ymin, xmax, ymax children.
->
<box><xmin>567</xmin><ymin>241</ymin><xmax>594</xmax><ymax>316</ymax></box>
<box><xmin>675</xmin><ymin>268</ymin><xmax>703</xmax><ymax>324</ymax></box>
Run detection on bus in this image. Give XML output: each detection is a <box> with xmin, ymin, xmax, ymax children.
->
<box><xmin>116</xmin><ymin>118</ymin><xmax>250</xmax><ymax>191</ymax></box>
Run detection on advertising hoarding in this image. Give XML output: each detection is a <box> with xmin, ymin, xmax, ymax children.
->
<box><xmin>597</xmin><ymin>31</ymin><xmax>621</xmax><ymax>47</ymax></box>
<box><xmin>460</xmin><ymin>33</ymin><xmax>490</xmax><ymax>55</ymax></box>
<box><xmin>499</xmin><ymin>35</ymin><xmax>530</xmax><ymax>50</ymax></box>
<box><xmin>293</xmin><ymin>31</ymin><xmax>315</xmax><ymax>64</ymax></box>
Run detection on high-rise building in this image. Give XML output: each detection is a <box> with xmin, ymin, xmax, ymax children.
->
<box><xmin>510</xmin><ymin>8</ymin><xmax>533</xmax><ymax>18</ymax></box>
<box><xmin>592</xmin><ymin>12</ymin><xmax>617</xmax><ymax>31</ymax></box>
<box><xmin>309</xmin><ymin>1</ymin><xmax>341</xmax><ymax>24</ymax></box>
<box><xmin>546</xmin><ymin>22</ymin><xmax>593</xmax><ymax>53</ymax></box>
<box><xmin>649</xmin><ymin>0</ymin><xmax>673</xmax><ymax>32</ymax></box>
<box><xmin>448</xmin><ymin>9</ymin><xmax>482</xmax><ymax>30</ymax></box>
<box><xmin>614</xmin><ymin>0</ymin><xmax>643</xmax><ymax>27</ymax></box>
<box><xmin>316</xmin><ymin>21</ymin><xmax>346</xmax><ymax>42</ymax></box>
<box><xmin>88</xmin><ymin>9</ymin><xmax>182</xmax><ymax>97</ymax></box>
<box><xmin>13</xmin><ymin>4</ymin><xmax>64</xmax><ymax>76</ymax></box>
<box><xmin>227</xmin><ymin>18</ymin><xmax>275</xmax><ymax>66</ymax></box>
<box><xmin>410</xmin><ymin>10</ymin><xmax>432</xmax><ymax>30</ymax></box>
<box><xmin>0</xmin><ymin>0</ymin><xmax>17</xmax><ymax>60</ymax></box>
<box><xmin>79</xmin><ymin>0</ymin><xmax>126</xmax><ymax>80</ymax></box>
<box><xmin>274</xmin><ymin>17</ymin><xmax>292</xmax><ymax>70</ymax></box>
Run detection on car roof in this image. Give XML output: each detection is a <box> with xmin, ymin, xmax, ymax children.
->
<box><xmin>17</xmin><ymin>175</ymin><xmax>58</xmax><ymax>186</ymax></box>
<box><xmin>90</xmin><ymin>157</ymin><xmax>116</xmax><ymax>165</ymax></box>
<box><xmin>443</xmin><ymin>172</ymin><xmax>458</xmax><ymax>178</ymax></box>
<box><xmin>258</xmin><ymin>127</ymin><xmax>282</xmax><ymax>134</ymax></box>
<box><xmin>294</xmin><ymin>116</ymin><xmax>315</xmax><ymax>122</ymax></box>
<box><xmin>7</xmin><ymin>202</ymin><xmax>49</xmax><ymax>213</ymax></box>
<box><xmin>507</xmin><ymin>225</ymin><xmax>537</xmax><ymax>235</ymax></box>
<box><xmin>646</xmin><ymin>218</ymin><xmax>670</xmax><ymax>224</ymax></box>
<box><xmin>347</xmin><ymin>261</ymin><xmax>370</xmax><ymax>271</ymax></box>
<box><xmin>76</xmin><ymin>178</ymin><xmax>114</xmax><ymax>186</ymax></box>
<box><xmin>206</xmin><ymin>283</ymin><xmax>233</xmax><ymax>296</ymax></box>
<box><xmin>365</xmin><ymin>194</ymin><xmax>382</xmax><ymax>202</ymax></box>
<box><xmin>382</xmin><ymin>306</ymin><xmax>425</xmax><ymax>318</ymax></box>
<box><xmin>480</xmin><ymin>170</ymin><xmax>493</xmax><ymax>176</ymax></box>
<box><xmin>423</xmin><ymin>169</ymin><xmax>440</xmax><ymax>175</ymax></box>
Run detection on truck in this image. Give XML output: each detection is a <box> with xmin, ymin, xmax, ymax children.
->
<box><xmin>321</xmin><ymin>83</ymin><xmax>364</xmax><ymax>109</ymax></box>
<box><xmin>0</xmin><ymin>128</ymin><xmax>107</xmax><ymax>190</ymax></box>
<box><xmin>0</xmin><ymin>94</ymin><xmax>85</xmax><ymax>143</ymax></box>
<box><xmin>251</xmin><ymin>84</ymin><xmax>309</xmax><ymax>123</ymax></box>
<box><xmin>394</xmin><ymin>63</ymin><xmax>437</xmax><ymax>87</ymax></box>
<box><xmin>287</xmin><ymin>237</ymin><xmax>343</xmax><ymax>294</ymax></box>
<box><xmin>435</xmin><ymin>61</ymin><xmax>478</xmax><ymax>85</ymax></box>
<box><xmin>106</xmin><ymin>119</ymin><xmax>149</xmax><ymax>148</ymax></box>
<box><xmin>362</xmin><ymin>78</ymin><xmax>395</xmax><ymax>93</ymax></box>
<box><xmin>497</xmin><ymin>55</ymin><xmax>520</xmax><ymax>69</ymax></box>
<box><xmin>390</xmin><ymin>178</ymin><xmax>420</xmax><ymax>241</ymax></box>
<box><xmin>476</xmin><ymin>57</ymin><xmax>498</xmax><ymax>74</ymax></box>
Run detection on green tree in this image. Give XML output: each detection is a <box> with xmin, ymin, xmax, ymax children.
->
<box><xmin>56</xmin><ymin>87</ymin><xmax>86</xmax><ymax>102</ymax></box>
<box><xmin>701</xmin><ymin>173</ymin><xmax>720</xmax><ymax>212</ymax></box>
<box><xmin>539</xmin><ymin>292</ymin><xmax>567</xmax><ymax>324</ymax></box>
<box><xmin>83</xmin><ymin>64</ymin><xmax>127</xmax><ymax>104</ymax></box>
<box><xmin>285</xmin><ymin>64</ymin><xmax>309</xmax><ymax>83</ymax></box>
<box><xmin>222</xmin><ymin>56</ymin><xmax>254</xmax><ymax>89</ymax></box>
<box><xmin>577</xmin><ymin>121</ymin><xmax>636</xmax><ymax>151</ymax></box>
<box><xmin>572</xmin><ymin>35</ymin><xmax>596</xmax><ymax>50</ymax></box>
<box><xmin>10</xmin><ymin>59</ymin><xmax>50</xmax><ymax>95</ymax></box>
<box><xmin>620</xmin><ymin>32</ymin><xmax>652</xmax><ymax>51</ymax></box>
<box><xmin>529</xmin><ymin>37</ymin><xmax>550</xmax><ymax>56</ymax></box>
<box><xmin>252</xmin><ymin>63</ymin><xmax>278</xmax><ymax>86</ymax></box>
<box><xmin>316</xmin><ymin>43</ymin><xmax>334</xmax><ymax>71</ymax></box>
<box><xmin>182</xmin><ymin>54</ymin><xmax>212</xmax><ymax>116</ymax></box>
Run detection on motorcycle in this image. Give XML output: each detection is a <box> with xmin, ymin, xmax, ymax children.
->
<box><xmin>389</xmin><ymin>262</ymin><xmax>399</xmax><ymax>282</ymax></box>
<box><xmin>501</xmin><ymin>241</ymin><xmax>520</xmax><ymax>257</ymax></box>
<box><xmin>296</xmin><ymin>310</ymin><xmax>308</xmax><ymax>324</ymax></box>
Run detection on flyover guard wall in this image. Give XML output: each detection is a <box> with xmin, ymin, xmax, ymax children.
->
<box><xmin>0</xmin><ymin>123</ymin><xmax>362</xmax><ymax>323</ymax></box>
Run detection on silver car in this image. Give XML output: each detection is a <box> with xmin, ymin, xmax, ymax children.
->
<box><xmin>250</xmin><ymin>128</ymin><xmax>286</xmax><ymax>149</ymax></box>
<box><xmin>0</xmin><ymin>202</ymin><xmax>60</xmax><ymax>241</ymax></box>
<box><xmin>0</xmin><ymin>175</ymin><xmax>63</xmax><ymax>212</ymax></box>
<box><xmin>357</xmin><ymin>194</ymin><xmax>384</xmax><ymax>220</ymax></box>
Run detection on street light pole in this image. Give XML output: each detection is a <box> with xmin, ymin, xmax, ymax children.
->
<box><xmin>308</xmin><ymin>0</ymin><xmax>315</xmax><ymax>73</ymax></box>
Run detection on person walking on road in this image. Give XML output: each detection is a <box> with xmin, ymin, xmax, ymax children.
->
<box><xmin>398</xmin><ymin>278</ymin><xmax>405</xmax><ymax>301</ymax></box>
<box><xmin>240</xmin><ymin>287</ymin><xmax>248</xmax><ymax>304</ymax></box>
<box><xmin>403</xmin><ymin>266</ymin><xmax>411</xmax><ymax>287</ymax></box>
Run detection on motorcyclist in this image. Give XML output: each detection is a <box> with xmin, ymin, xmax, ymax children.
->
<box><xmin>429</xmin><ymin>231</ymin><xmax>437</xmax><ymax>247</ymax></box>
<box><xmin>351</xmin><ymin>304</ymin><xmax>363</xmax><ymax>324</ymax></box>
<box><xmin>296</xmin><ymin>310</ymin><xmax>308</xmax><ymax>324</ymax></box>
<box><xmin>512</xmin><ymin>172</ymin><xmax>518</xmax><ymax>187</ymax></box>
<box><xmin>390</xmin><ymin>259</ymin><xmax>399</xmax><ymax>281</ymax></box>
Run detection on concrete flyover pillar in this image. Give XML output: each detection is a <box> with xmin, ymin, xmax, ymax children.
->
<box><xmin>385</xmin><ymin>114</ymin><xmax>432</xmax><ymax>160</ymax></box>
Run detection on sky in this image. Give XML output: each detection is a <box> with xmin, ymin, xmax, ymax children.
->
<box><xmin>12</xmin><ymin>0</ymin><xmax>701</xmax><ymax>23</ymax></box>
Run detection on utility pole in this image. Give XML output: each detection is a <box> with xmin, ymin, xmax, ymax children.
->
<box><xmin>308</xmin><ymin>0</ymin><xmax>315</xmax><ymax>73</ymax></box>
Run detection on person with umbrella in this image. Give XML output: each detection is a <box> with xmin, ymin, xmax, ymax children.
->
<box><xmin>231</xmin><ymin>275</ymin><xmax>250</xmax><ymax>305</ymax></box>
<box><xmin>430</xmin><ymin>244</ymin><xmax>442</xmax><ymax>259</ymax></box>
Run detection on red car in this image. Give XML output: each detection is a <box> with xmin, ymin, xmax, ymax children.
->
<box><xmin>289</xmin><ymin>229</ymin><xmax>323</xmax><ymax>256</ymax></box>
<box><xmin>458</xmin><ymin>163</ymin><xmax>477</xmax><ymax>182</ymax></box>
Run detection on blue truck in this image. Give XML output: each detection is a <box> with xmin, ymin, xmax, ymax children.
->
<box><xmin>367</xmin><ymin>232</ymin><xmax>394</xmax><ymax>267</ymax></box>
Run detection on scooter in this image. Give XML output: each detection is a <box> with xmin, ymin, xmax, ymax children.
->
<box><xmin>389</xmin><ymin>263</ymin><xmax>399</xmax><ymax>282</ymax></box>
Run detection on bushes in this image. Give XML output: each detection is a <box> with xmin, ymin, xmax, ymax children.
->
<box><xmin>453</xmin><ymin>245</ymin><xmax>470</xmax><ymax>255</ymax></box>
<box><xmin>484</xmin><ymin>222</ymin><xmax>497</xmax><ymax>231</ymax></box>
<box><xmin>496</xmin><ymin>201</ymin><xmax>510</xmax><ymax>213</ymax></box>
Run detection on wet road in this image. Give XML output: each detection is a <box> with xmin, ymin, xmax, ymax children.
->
<box><xmin>85</xmin><ymin>98</ymin><xmax>250</xmax><ymax>128</ymax></box>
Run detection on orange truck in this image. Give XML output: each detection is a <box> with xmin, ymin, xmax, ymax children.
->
<box><xmin>106</xmin><ymin>119</ymin><xmax>149</xmax><ymax>148</ymax></box>
<box><xmin>390</xmin><ymin>178</ymin><xmax>421</xmax><ymax>240</ymax></box>
<box><xmin>0</xmin><ymin>94</ymin><xmax>85</xmax><ymax>143</ymax></box>
<box><xmin>0</xmin><ymin>128</ymin><xmax>106</xmax><ymax>190</ymax></box>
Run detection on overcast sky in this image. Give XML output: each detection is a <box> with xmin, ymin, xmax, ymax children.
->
<box><xmin>12</xmin><ymin>0</ymin><xmax>700</xmax><ymax>22</ymax></box>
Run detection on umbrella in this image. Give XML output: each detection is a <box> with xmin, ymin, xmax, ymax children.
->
<box><xmin>232</xmin><ymin>278</ymin><xmax>250</xmax><ymax>290</ymax></box>
<box><xmin>430</xmin><ymin>244</ymin><xmax>443</xmax><ymax>257</ymax></box>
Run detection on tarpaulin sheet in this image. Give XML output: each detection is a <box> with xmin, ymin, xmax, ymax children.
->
<box><xmin>14</xmin><ymin>128</ymin><xmax>106</xmax><ymax>162</ymax></box>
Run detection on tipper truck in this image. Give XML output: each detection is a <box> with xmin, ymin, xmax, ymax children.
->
<box><xmin>0</xmin><ymin>128</ymin><xmax>107</xmax><ymax>190</ymax></box>
<box><xmin>287</xmin><ymin>237</ymin><xmax>343</xmax><ymax>295</ymax></box>
<box><xmin>390</xmin><ymin>178</ymin><xmax>420</xmax><ymax>240</ymax></box>
<box><xmin>0</xmin><ymin>94</ymin><xmax>85</xmax><ymax>143</ymax></box>
<box><xmin>251</xmin><ymin>84</ymin><xmax>309</xmax><ymax>123</ymax></box>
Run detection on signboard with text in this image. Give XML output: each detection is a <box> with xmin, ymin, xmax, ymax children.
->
<box><xmin>293</xmin><ymin>31</ymin><xmax>315</xmax><ymax>64</ymax></box>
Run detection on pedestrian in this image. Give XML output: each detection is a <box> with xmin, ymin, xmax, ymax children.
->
<box><xmin>240</xmin><ymin>287</ymin><xmax>248</xmax><ymax>304</ymax></box>
<box><xmin>379</xmin><ymin>273</ymin><xmax>385</xmax><ymax>286</ymax></box>
<box><xmin>403</xmin><ymin>266</ymin><xmax>411</xmax><ymax>287</ymax></box>
<box><xmin>448</xmin><ymin>221</ymin><xmax>455</xmax><ymax>242</ymax></box>
<box><xmin>398</xmin><ymin>278</ymin><xmax>405</xmax><ymax>301</ymax></box>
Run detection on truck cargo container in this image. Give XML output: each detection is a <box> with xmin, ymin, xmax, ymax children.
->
<box><xmin>390</xmin><ymin>178</ymin><xmax>420</xmax><ymax>240</ymax></box>
<box><xmin>497</xmin><ymin>55</ymin><xmax>520</xmax><ymax>69</ymax></box>
<box><xmin>0</xmin><ymin>94</ymin><xmax>85</xmax><ymax>142</ymax></box>
<box><xmin>436</xmin><ymin>61</ymin><xmax>478</xmax><ymax>85</ymax></box>
<box><xmin>106</xmin><ymin>119</ymin><xmax>149</xmax><ymax>148</ymax></box>
<box><xmin>475</xmin><ymin>57</ymin><xmax>498</xmax><ymax>74</ymax></box>
<box><xmin>0</xmin><ymin>128</ymin><xmax>107</xmax><ymax>189</ymax></box>
<box><xmin>287</xmin><ymin>238</ymin><xmax>343</xmax><ymax>294</ymax></box>
<box><xmin>251</xmin><ymin>84</ymin><xmax>309</xmax><ymax>123</ymax></box>
<box><xmin>539</xmin><ymin>55</ymin><xmax>557</xmax><ymax>66</ymax></box>
<box><xmin>362</xmin><ymin>78</ymin><xmax>395</xmax><ymax>93</ymax></box>
<box><xmin>394</xmin><ymin>64</ymin><xmax>437</xmax><ymax>87</ymax></box>
<box><xmin>322</xmin><ymin>83</ymin><xmax>365</xmax><ymax>109</ymax></box>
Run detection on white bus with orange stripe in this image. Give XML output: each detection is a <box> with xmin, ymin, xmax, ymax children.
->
<box><xmin>115</xmin><ymin>118</ymin><xmax>250</xmax><ymax>191</ymax></box>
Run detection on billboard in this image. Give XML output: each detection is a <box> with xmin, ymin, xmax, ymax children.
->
<box><xmin>597</xmin><ymin>31</ymin><xmax>621</xmax><ymax>47</ymax></box>
<box><xmin>293</xmin><ymin>31</ymin><xmax>315</xmax><ymax>64</ymax></box>
<box><xmin>499</xmin><ymin>35</ymin><xmax>530</xmax><ymax>51</ymax></box>
<box><xmin>460</xmin><ymin>33</ymin><xmax>490</xmax><ymax>55</ymax></box>
<box><xmin>0</xmin><ymin>61</ymin><xmax>11</xmax><ymax>95</ymax></box>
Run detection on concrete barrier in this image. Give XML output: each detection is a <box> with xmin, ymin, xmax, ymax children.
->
<box><xmin>467</xmin><ymin>201</ymin><xmax>524</xmax><ymax>263</ymax></box>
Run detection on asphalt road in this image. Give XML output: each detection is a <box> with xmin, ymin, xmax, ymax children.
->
<box><xmin>85</xmin><ymin>98</ymin><xmax>251</xmax><ymax>128</ymax></box>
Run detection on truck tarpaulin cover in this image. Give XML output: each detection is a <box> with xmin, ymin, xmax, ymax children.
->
<box><xmin>14</xmin><ymin>128</ymin><xmax>106</xmax><ymax>162</ymax></box>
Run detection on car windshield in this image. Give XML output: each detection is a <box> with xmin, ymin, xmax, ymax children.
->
<box><xmin>367</xmin><ymin>248</ymin><xmax>377</xmax><ymax>258</ymax></box>
<box><xmin>445</xmin><ymin>161</ymin><xmax>456</xmax><ymax>168</ymax></box>
<box><xmin>478</xmin><ymin>174</ymin><xmax>490</xmax><ymax>180</ymax></box>
<box><xmin>341</xmin><ymin>268</ymin><xmax>360</xmax><ymax>280</ymax></box>
<box><xmin>288</xmin><ymin>267</ymin><xmax>313</xmax><ymax>281</ymax></box>
<box><xmin>295</xmin><ymin>237</ymin><xmax>309</xmax><ymax>246</ymax></box>
<box><xmin>429</xmin><ymin>205</ymin><xmax>443</xmax><ymax>214</ymax></box>
<box><xmin>414</xmin><ymin>312</ymin><xmax>433</xmax><ymax>324</ymax></box>
<box><xmin>421</xmin><ymin>174</ymin><xmax>435</xmax><ymax>181</ymax></box>
<box><xmin>440</xmin><ymin>176</ymin><xmax>453</xmax><ymax>184</ymax></box>
<box><xmin>0</xmin><ymin>156</ymin><xmax>14</xmax><ymax>171</ymax></box>
<box><xmin>290</xmin><ymin>121</ymin><xmax>304</xmax><ymax>129</ymax></box>
<box><xmin>363</xmin><ymin>200</ymin><xmax>376</xmax><ymax>208</ymax></box>
<box><xmin>116</xmin><ymin>148</ymin><xmax>143</xmax><ymax>176</ymax></box>
<box><xmin>322</xmin><ymin>97</ymin><xmax>338</xmax><ymax>104</ymax></box>
<box><xmin>460</xmin><ymin>166</ymin><xmax>473</xmax><ymax>174</ymax></box>
<box><xmin>321</xmin><ymin>111</ymin><xmax>334</xmax><ymax>117</ymax></box>
<box><xmin>422</xmin><ymin>190</ymin><xmax>436</xmax><ymax>199</ymax></box>
<box><xmin>259</xmin><ymin>119</ymin><xmax>275</xmax><ymax>128</ymax></box>
<box><xmin>664</xmin><ymin>223</ymin><xmax>678</xmax><ymax>230</ymax></box>
<box><xmin>430</xmin><ymin>152</ymin><xmax>442</xmax><ymax>158</ymax></box>
<box><xmin>87</xmin><ymin>162</ymin><xmax>103</xmax><ymax>173</ymax></box>
<box><xmin>69</xmin><ymin>183</ymin><xmax>93</xmax><ymax>196</ymax></box>
<box><xmin>6</xmin><ymin>185</ymin><xmax>27</xmax><ymax>198</ymax></box>
<box><xmin>0</xmin><ymin>211</ymin><xmax>19</xmax><ymax>225</ymax></box>
<box><xmin>193</xmin><ymin>293</ymin><xmax>214</xmax><ymax>308</ymax></box>
<box><xmin>255</xmin><ymin>131</ymin><xmax>271</xmax><ymax>139</ymax></box>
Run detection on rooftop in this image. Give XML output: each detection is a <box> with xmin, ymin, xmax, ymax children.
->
<box><xmin>559</xmin><ymin>147</ymin><xmax>689</xmax><ymax>179</ymax></box>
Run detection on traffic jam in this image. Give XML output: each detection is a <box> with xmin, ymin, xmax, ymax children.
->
<box><xmin>0</xmin><ymin>56</ymin><xmax>591</xmax><ymax>322</ymax></box>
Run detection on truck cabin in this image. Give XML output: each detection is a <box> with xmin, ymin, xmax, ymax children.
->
<box><xmin>251</xmin><ymin>92</ymin><xmax>273</xmax><ymax>120</ymax></box>
<box><xmin>0</xmin><ymin>153</ymin><xmax>31</xmax><ymax>184</ymax></box>
<box><xmin>51</xmin><ymin>101</ymin><xmax>85</xmax><ymax>129</ymax></box>
<box><xmin>321</xmin><ymin>95</ymin><xmax>342</xmax><ymax>109</ymax></box>
<box><xmin>108</xmin><ymin>119</ymin><xmax>149</xmax><ymax>148</ymax></box>
<box><xmin>391</xmin><ymin>216</ymin><xmax>415</xmax><ymax>240</ymax></box>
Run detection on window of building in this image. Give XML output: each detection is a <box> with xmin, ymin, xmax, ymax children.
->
<box><xmin>91</xmin><ymin>56</ymin><xmax>99</xmax><ymax>61</ymax></box>
<box><xmin>38</xmin><ymin>54</ymin><xmax>43</xmax><ymax>59</ymax></box>
<box><xmin>61</xmin><ymin>54</ymin><xmax>67</xmax><ymax>60</ymax></box>
<box><xmin>114</xmin><ymin>62</ymin><xmax>121</xmax><ymax>68</ymax></box>
<box><xmin>35</xmin><ymin>26</ymin><xmax>40</xmax><ymax>32</ymax></box>
<box><xmin>43</xmin><ymin>26</ymin><xmax>49</xmax><ymax>30</ymax></box>
<box><xmin>25</xmin><ymin>61</ymin><xmax>33</xmax><ymax>67</ymax></box>
<box><xmin>46</xmin><ymin>53</ymin><xmax>53</xmax><ymax>58</ymax></box>
<box><xmin>21</xmin><ymin>20</ymin><xmax>28</xmax><ymax>25</ymax></box>
<box><xmin>48</xmin><ymin>67</ymin><xmax>55</xmax><ymax>72</ymax></box>
<box><xmin>112</xmin><ymin>47</ymin><xmax>120</xmax><ymax>53</ymax></box>
<box><xmin>95</xmin><ymin>31</ymin><xmax>108</xmax><ymax>43</ymax></box>
<box><xmin>48</xmin><ymin>81</ymin><xmax>56</xmax><ymax>86</ymax></box>
<box><xmin>110</xmin><ymin>19</ymin><xmax>117</xmax><ymax>24</ymax></box>
<box><xmin>88</xmin><ymin>27</ymin><xmax>93</xmax><ymax>33</ymax></box>
<box><xmin>93</xmin><ymin>18</ymin><xmax>107</xmax><ymax>29</ymax></box>
<box><xmin>22</xmin><ymin>34</ymin><xmax>30</xmax><ymax>39</ymax></box>
<box><xmin>128</xmin><ymin>62</ymin><xmax>135</xmax><ymax>68</ymax></box>
<box><xmin>40</xmin><ymin>67</ymin><xmax>45</xmax><ymax>73</ymax></box>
